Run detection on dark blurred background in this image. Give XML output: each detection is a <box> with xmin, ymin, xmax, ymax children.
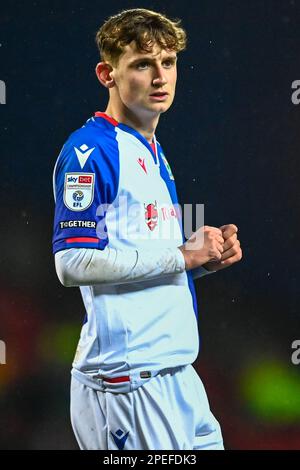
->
<box><xmin>1</xmin><ymin>0</ymin><xmax>300</xmax><ymax>449</ymax></box>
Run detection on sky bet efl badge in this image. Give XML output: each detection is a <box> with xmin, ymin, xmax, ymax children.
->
<box><xmin>64</xmin><ymin>173</ymin><xmax>95</xmax><ymax>211</ymax></box>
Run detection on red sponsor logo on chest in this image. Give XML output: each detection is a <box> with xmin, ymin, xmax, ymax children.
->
<box><xmin>144</xmin><ymin>201</ymin><xmax>158</xmax><ymax>231</ymax></box>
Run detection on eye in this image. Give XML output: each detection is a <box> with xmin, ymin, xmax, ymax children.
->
<box><xmin>137</xmin><ymin>61</ymin><xmax>150</xmax><ymax>70</ymax></box>
<box><xmin>163</xmin><ymin>60</ymin><xmax>173</xmax><ymax>68</ymax></box>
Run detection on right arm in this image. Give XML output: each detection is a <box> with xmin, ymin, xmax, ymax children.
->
<box><xmin>55</xmin><ymin>245</ymin><xmax>185</xmax><ymax>287</ymax></box>
<box><xmin>55</xmin><ymin>224</ymin><xmax>224</xmax><ymax>287</ymax></box>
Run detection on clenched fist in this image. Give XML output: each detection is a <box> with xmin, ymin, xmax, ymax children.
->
<box><xmin>178</xmin><ymin>225</ymin><xmax>225</xmax><ymax>271</ymax></box>
<box><xmin>203</xmin><ymin>224</ymin><xmax>242</xmax><ymax>272</ymax></box>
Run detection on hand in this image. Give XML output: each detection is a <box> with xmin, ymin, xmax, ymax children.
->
<box><xmin>178</xmin><ymin>225</ymin><xmax>225</xmax><ymax>271</ymax></box>
<box><xmin>203</xmin><ymin>224</ymin><xmax>242</xmax><ymax>272</ymax></box>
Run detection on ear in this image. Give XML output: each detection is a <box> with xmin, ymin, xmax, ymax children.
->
<box><xmin>95</xmin><ymin>62</ymin><xmax>115</xmax><ymax>89</ymax></box>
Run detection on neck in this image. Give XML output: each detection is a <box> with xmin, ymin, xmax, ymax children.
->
<box><xmin>105</xmin><ymin>102</ymin><xmax>160</xmax><ymax>144</ymax></box>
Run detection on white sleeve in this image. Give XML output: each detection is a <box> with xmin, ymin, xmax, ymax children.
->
<box><xmin>55</xmin><ymin>246</ymin><xmax>186</xmax><ymax>287</ymax></box>
<box><xmin>191</xmin><ymin>265</ymin><xmax>216</xmax><ymax>280</ymax></box>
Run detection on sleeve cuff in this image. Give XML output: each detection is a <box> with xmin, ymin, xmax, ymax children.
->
<box><xmin>175</xmin><ymin>248</ymin><xmax>186</xmax><ymax>273</ymax></box>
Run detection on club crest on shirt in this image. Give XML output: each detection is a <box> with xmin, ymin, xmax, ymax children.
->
<box><xmin>161</xmin><ymin>153</ymin><xmax>174</xmax><ymax>180</ymax></box>
<box><xmin>64</xmin><ymin>173</ymin><xmax>95</xmax><ymax>211</ymax></box>
<box><xmin>144</xmin><ymin>201</ymin><xmax>158</xmax><ymax>231</ymax></box>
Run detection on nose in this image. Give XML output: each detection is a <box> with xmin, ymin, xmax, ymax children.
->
<box><xmin>152</xmin><ymin>65</ymin><xmax>167</xmax><ymax>86</ymax></box>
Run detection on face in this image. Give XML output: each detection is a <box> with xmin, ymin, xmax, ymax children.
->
<box><xmin>110</xmin><ymin>41</ymin><xmax>177</xmax><ymax>117</ymax></box>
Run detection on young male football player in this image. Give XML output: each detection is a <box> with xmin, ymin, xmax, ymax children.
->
<box><xmin>52</xmin><ymin>8</ymin><xmax>242</xmax><ymax>450</ymax></box>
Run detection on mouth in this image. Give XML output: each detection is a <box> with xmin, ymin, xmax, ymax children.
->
<box><xmin>149</xmin><ymin>91</ymin><xmax>169</xmax><ymax>101</ymax></box>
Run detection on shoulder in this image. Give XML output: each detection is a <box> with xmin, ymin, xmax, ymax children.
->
<box><xmin>53</xmin><ymin>117</ymin><xmax>120</xmax><ymax>202</ymax></box>
<box><xmin>56</xmin><ymin>117</ymin><xmax>119</xmax><ymax>172</ymax></box>
<box><xmin>67</xmin><ymin>116</ymin><xmax>118</xmax><ymax>155</ymax></box>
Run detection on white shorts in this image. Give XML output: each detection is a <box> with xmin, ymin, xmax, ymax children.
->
<box><xmin>70</xmin><ymin>364</ymin><xmax>224</xmax><ymax>450</ymax></box>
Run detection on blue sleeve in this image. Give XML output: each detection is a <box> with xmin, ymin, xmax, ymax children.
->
<box><xmin>52</xmin><ymin>133</ymin><xmax>119</xmax><ymax>254</ymax></box>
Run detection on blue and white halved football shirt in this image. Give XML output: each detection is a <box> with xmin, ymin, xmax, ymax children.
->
<box><xmin>53</xmin><ymin>112</ymin><xmax>199</xmax><ymax>388</ymax></box>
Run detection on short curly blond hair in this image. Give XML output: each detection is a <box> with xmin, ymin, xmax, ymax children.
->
<box><xmin>95</xmin><ymin>8</ymin><xmax>187</xmax><ymax>66</ymax></box>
